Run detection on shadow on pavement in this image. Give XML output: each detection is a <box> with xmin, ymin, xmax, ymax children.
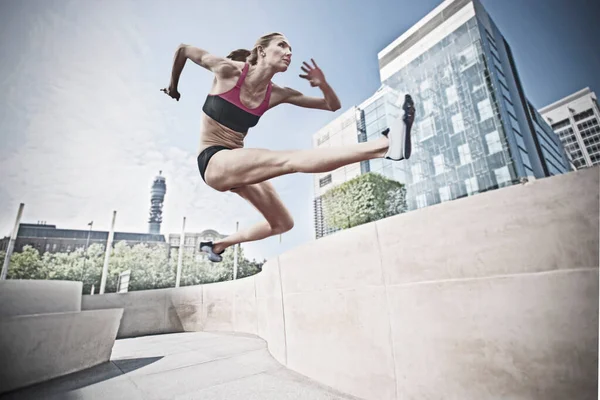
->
<box><xmin>0</xmin><ymin>356</ymin><xmax>162</xmax><ymax>400</ymax></box>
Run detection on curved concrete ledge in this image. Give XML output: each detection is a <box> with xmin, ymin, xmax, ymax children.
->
<box><xmin>83</xmin><ymin>284</ymin><xmax>205</xmax><ymax>338</ymax></box>
<box><xmin>82</xmin><ymin>167</ymin><xmax>599</xmax><ymax>400</ymax></box>
<box><xmin>0</xmin><ymin>308</ymin><xmax>123</xmax><ymax>394</ymax></box>
<box><xmin>0</xmin><ymin>280</ymin><xmax>82</xmax><ymax>318</ymax></box>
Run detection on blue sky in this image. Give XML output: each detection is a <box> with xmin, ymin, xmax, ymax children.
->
<box><xmin>0</xmin><ymin>0</ymin><xmax>598</xmax><ymax>261</ymax></box>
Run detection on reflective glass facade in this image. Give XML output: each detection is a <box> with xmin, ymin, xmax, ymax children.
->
<box><xmin>381</xmin><ymin>17</ymin><xmax>524</xmax><ymax>209</ymax></box>
<box><xmin>379</xmin><ymin>10</ymin><xmax>569</xmax><ymax>211</ymax></box>
<box><xmin>312</xmin><ymin>0</ymin><xmax>571</xmax><ymax>237</ymax></box>
<box><xmin>528</xmin><ymin>103</ymin><xmax>572</xmax><ymax>175</ymax></box>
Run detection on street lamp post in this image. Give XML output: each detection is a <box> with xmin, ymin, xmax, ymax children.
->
<box><xmin>80</xmin><ymin>221</ymin><xmax>93</xmax><ymax>282</ymax></box>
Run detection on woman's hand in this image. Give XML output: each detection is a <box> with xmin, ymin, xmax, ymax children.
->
<box><xmin>299</xmin><ymin>59</ymin><xmax>326</xmax><ymax>87</ymax></box>
<box><xmin>160</xmin><ymin>86</ymin><xmax>181</xmax><ymax>101</ymax></box>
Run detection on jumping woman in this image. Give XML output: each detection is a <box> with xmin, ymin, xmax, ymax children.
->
<box><xmin>161</xmin><ymin>32</ymin><xmax>415</xmax><ymax>262</ymax></box>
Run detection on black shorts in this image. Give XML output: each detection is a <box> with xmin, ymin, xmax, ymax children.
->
<box><xmin>197</xmin><ymin>145</ymin><xmax>231</xmax><ymax>182</ymax></box>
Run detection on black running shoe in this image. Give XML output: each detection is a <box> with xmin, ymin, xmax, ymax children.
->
<box><xmin>199</xmin><ymin>241</ymin><xmax>224</xmax><ymax>263</ymax></box>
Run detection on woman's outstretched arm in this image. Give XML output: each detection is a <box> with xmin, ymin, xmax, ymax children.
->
<box><xmin>273</xmin><ymin>59</ymin><xmax>341</xmax><ymax>111</ymax></box>
<box><xmin>162</xmin><ymin>44</ymin><xmax>238</xmax><ymax>100</ymax></box>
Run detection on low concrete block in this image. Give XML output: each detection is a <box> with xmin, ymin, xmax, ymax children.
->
<box><xmin>166</xmin><ymin>285</ymin><xmax>204</xmax><ymax>333</ymax></box>
<box><xmin>83</xmin><ymin>288</ymin><xmax>171</xmax><ymax>338</ymax></box>
<box><xmin>0</xmin><ymin>308</ymin><xmax>123</xmax><ymax>394</ymax></box>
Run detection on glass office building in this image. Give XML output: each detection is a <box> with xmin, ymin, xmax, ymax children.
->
<box><xmin>312</xmin><ymin>0</ymin><xmax>571</xmax><ymax>238</ymax></box>
<box><xmin>377</xmin><ymin>0</ymin><xmax>570</xmax><ymax>210</ymax></box>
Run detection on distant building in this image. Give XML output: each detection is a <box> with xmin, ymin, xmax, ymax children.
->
<box><xmin>0</xmin><ymin>222</ymin><xmax>167</xmax><ymax>255</ymax></box>
<box><xmin>312</xmin><ymin>107</ymin><xmax>362</xmax><ymax>239</ymax></box>
<box><xmin>168</xmin><ymin>229</ymin><xmax>228</xmax><ymax>261</ymax></box>
<box><xmin>540</xmin><ymin>87</ymin><xmax>600</xmax><ymax>169</ymax></box>
<box><xmin>312</xmin><ymin>86</ymin><xmax>406</xmax><ymax>239</ymax></box>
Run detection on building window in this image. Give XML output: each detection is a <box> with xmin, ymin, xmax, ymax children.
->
<box><xmin>172</xmin><ymin>239</ymin><xmax>180</xmax><ymax>246</ymax></box>
<box><xmin>423</xmin><ymin>98</ymin><xmax>434</xmax><ymax>115</ymax></box>
<box><xmin>485</xmin><ymin>130</ymin><xmax>503</xmax><ymax>154</ymax></box>
<box><xmin>416</xmin><ymin>194</ymin><xmax>427</xmax><ymax>209</ymax></box>
<box><xmin>446</xmin><ymin>85</ymin><xmax>458</xmax><ymax>105</ymax></box>
<box><xmin>489</xmin><ymin>45</ymin><xmax>501</xmax><ymax>62</ymax></box>
<box><xmin>577</xmin><ymin>118</ymin><xmax>598</xmax><ymax>131</ymax></box>
<box><xmin>439</xmin><ymin>186</ymin><xmax>451</xmax><ymax>202</ymax></box>
<box><xmin>504</xmin><ymin>98</ymin><xmax>517</xmax><ymax>117</ymax></box>
<box><xmin>525</xmin><ymin>166</ymin><xmax>535</xmax><ymax>177</ymax></box>
<box><xmin>465</xmin><ymin>177</ymin><xmax>479</xmax><ymax>195</ymax></box>
<box><xmin>497</xmin><ymin>72</ymin><xmax>509</xmax><ymax>89</ymax></box>
<box><xmin>519</xmin><ymin>148</ymin><xmax>532</xmax><ymax>169</ymax></box>
<box><xmin>514</xmin><ymin>131</ymin><xmax>527</xmax><ymax>150</ymax></box>
<box><xmin>458</xmin><ymin>44</ymin><xmax>477</xmax><ymax>70</ymax></box>
<box><xmin>574</xmin><ymin>109</ymin><xmax>594</xmax><ymax>122</ymax></box>
<box><xmin>360</xmin><ymin>160</ymin><xmax>370</xmax><ymax>174</ymax></box>
<box><xmin>478</xmin><ymin>98</ymin><xmax>494</xmax><ymax>122</ymax></box>
<box><xmin>319</xmin><ymin>174</ymin><xmax>332</xmax><ymax>187</ymax></box>
<box><xmin>451</xmin><ymin>113</ymin><xmax>465</xmax><ymax>134</ymax></box>
<box><xmin>494</xmin><ymin>58</ymin><xmax>504</xmax><ymax>75</ymax></box>
<box><xmin>458</xmin><ymin>143</ymin><xmax>472</xmax><ymax>165</ymax></box>
<box><xmin>443</xmin><ymin>66</ymin><xmax>453</xmax><ymax>80</ymax></box>
<box><xmin>411</xmin><ymin>163</ymin><xmax>423</xmax><ymax>183</ymax></box>
<box><xmin>317</xmin><ymin>133</ymin><xmax>330</xmax><ymax>145</ymax></box>
<box><xmin>420</xmin><ymin>116</ymin><xmax>435</xmax><ymax>141</ymax></box>
<box><xmin>494</xmin><ymin>166</ymin><xmax>512</xmax><ymax>187</ymax></box>
<box><xmin>551</xmin><ymin>119</ymin><xmax>571</xmax><ymax>130</ymax></box>
<box><xmin>509</xmin><ymin>115</ymin><xmax>521</xmax><ymax>134</ymax></box>
<box><xmin>185</xmin><ymin>237</ymin><xmax>194</xmax><ymax>246</ymax></box>
<box><xmin>500</xmin><ymin>83</ymin><xmax>511</xmax><ymax>101</ymax></box>
<box><xmin>365</xmin><ymin>110</ymin><xmax>377</xmax><ymax>125</ymax></box>
<box><xmin>433</xmin><ymin>154</ymin><xmax>446</xmax><ymax>175</ymax></box>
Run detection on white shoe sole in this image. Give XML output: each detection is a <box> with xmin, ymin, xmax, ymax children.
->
<box><xmin>200</xmin><ymin>244</ymin><xmax>223</xmax><ymax>262</ymax></box>
<box><xmin>385</xmin><ymin>115</ymin><xmax>408</xmax><ymax>161</ymax></box>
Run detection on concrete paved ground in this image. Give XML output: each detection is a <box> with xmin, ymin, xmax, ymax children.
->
<box><xmin>0</xmin><ymin>331</ymin><xmax>362</xmax><ymax>400</ymax></box>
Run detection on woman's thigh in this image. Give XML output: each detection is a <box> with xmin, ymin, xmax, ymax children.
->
<box><xmin>204</xmin><ymin>147</ymin><xmax>295</xmax><ymax>191</ymax></box>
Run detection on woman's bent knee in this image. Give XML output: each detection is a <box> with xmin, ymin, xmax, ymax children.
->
<box><xmin>272</xmin><ymin>218</ymin><xmax>294</xmax><ymax>234</ymax></box>
<box><xmin>207</xmin><ymin>179</ymin><xmax>230</xmax><ymax>192</ymax></box>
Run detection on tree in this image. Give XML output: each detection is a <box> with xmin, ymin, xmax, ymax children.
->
<box><xmin>322</xmin><ymin>172</ymin><xmax>407</xmax><ymax>230</ymax></box>
<box><xmin>1</xmin><ymin>241</ymin><xmax>264</xmax><ymax>293</ymax></box>
<box><xmin>6</xmin><ymin>246</ymin><xmax>47</xmax><ymax>280</ymax></box>
<box><xmin>106</xmin><ymin>241</ymin><xmax>174</xmax><ymax>292</ymax></box>
<box><xmin>171</xmin><ymin>244</ymin><xmax>263</xmax><ymax>287</ymax></box>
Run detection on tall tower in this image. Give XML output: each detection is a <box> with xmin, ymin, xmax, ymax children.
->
<box><xmin>148</xmin><ymin>171</ymin><xmax>166</xmax><ymax>234</ymax></box>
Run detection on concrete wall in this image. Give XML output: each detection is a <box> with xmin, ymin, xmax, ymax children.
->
<box><xmin>0</xmin><ymin>280</ymin><xmax>82</xmax><ymax>318</ymax></box>
<box><xmin>83</xmin><ymin>284</ymin><xmax>204</xmax><ymax>338</ymax></box>
<box><xmin>0</xmin><ymin>309</ymin><xmax>123</xmax><ymax>394</ymax></box>
<box><xmin>82</xmin><ymin>167</ymin><xmax>599</xmax><ymax>400</ymax></box>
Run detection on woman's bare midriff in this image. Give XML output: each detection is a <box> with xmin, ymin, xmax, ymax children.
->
<box><xmin>198</xmin><ymin>112</ymin><xmax>246</xmax><ymax>154</ymax></box>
